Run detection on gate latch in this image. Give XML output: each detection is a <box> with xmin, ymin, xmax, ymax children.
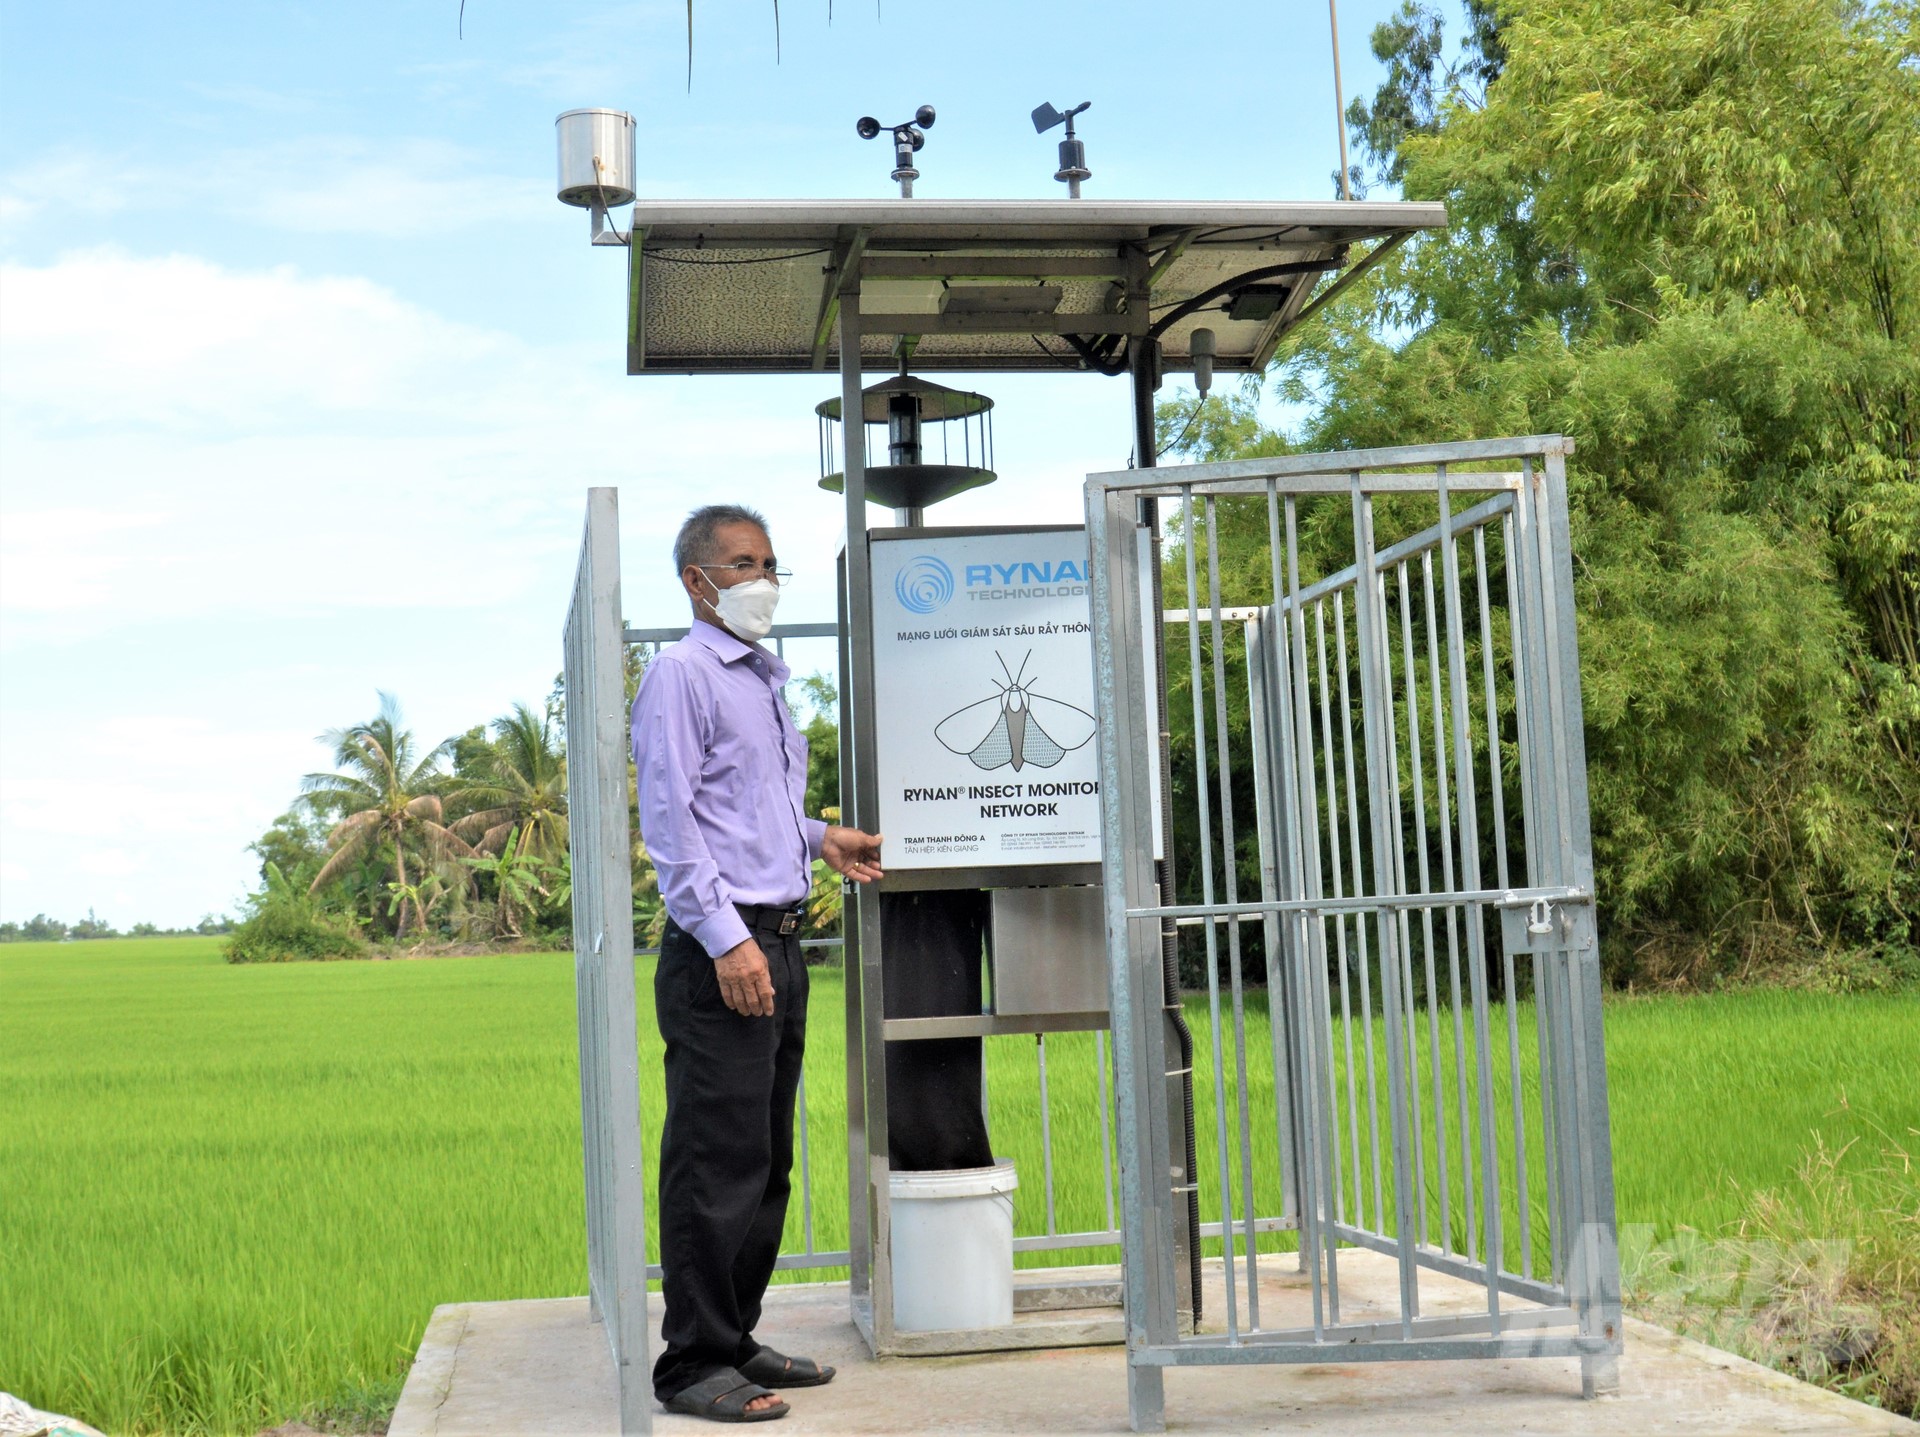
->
<box><xmin>1497</xmin><ymin>889</ymin><xmax>1592</xmax><ymax>954</ymax></box>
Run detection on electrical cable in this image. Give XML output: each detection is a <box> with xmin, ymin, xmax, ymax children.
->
<box><xmin>643</xmin><ymin>248</ymin><xmax>833</xmax><ymax>266</ymax></box>
<box><xmin>1029</xmin><ymin>336</ymin><xmax>1081</xmax><ymax>370</ymax></box>
<box><xmin>1063</xmin><ymin>332</ymin><xmax>1130</xmax><ymax>376</ymax></box>
<box><xmin>1147</xmin><ymin>259</ymin><xmax>1341</xmax><ymax>341</ymax></box>
<box><xmin>1163</xmin><ymin>398</ymin><xmax>1205</xmax><ymax>458</ymax></box>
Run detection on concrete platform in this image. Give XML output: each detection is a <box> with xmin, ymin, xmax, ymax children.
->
<box><xmin>390</xmin><ymin>1254</ymin><xmax>1918</xmax><ymax>1436</ymax></box>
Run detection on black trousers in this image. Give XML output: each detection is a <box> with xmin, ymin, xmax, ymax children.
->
<box><xmin>652</xmin><ymin>916</ymin><xmax>808</xmax><ymax>1400</ymax></box>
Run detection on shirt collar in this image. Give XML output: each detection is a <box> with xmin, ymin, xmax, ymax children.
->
<box><xmin>688</xmin><ymin>618</ymin><xmax>790</xmax><ymax>683</ymax></box>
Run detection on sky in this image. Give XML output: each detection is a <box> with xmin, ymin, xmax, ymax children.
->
<box><xmin>0</xmin><ymin>0</ymin><xmax>1416</xmax><ymax>928</ymax></box>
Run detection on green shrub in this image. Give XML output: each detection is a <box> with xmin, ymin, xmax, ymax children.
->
<box><xmin>225</xmin><ymin>865</ymin><xmax>365</xmax><ymax>964</ymax></box>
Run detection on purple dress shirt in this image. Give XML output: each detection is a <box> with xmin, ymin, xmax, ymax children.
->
<box><xmin>631</xmin><ymin>620</ymin><xmax>827</xmax><ymax>959</ymax></box>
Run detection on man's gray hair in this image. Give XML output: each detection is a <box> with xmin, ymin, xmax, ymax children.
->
<box><xmin>673</xmin><ymin>503</ymin><xmax>770</xmax><ymax>575</ymax></box>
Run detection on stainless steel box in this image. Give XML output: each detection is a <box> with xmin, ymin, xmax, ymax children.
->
<box><xmin>989</xmin><ymin>885</ymin><xmax>1109</xmax><ymax>1017</ymax></box>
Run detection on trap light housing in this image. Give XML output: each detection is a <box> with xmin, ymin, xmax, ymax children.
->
<box><xmin>816</xmin><ymin>374</ymin><xmax>995</xmax><ymax>512</ymax></box>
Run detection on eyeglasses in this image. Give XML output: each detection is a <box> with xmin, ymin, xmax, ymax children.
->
<box><xmin>696</xmin><ymin>561</ymin><xmax>793</xmax><ymax>585</ymax></box>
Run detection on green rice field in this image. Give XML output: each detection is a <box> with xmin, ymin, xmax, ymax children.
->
<box><xmin>2</xmin><ymin>937</ymin><xmax>1914</xmax><ymax>1434</ymax></box>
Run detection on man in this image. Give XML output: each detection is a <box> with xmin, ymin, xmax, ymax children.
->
<box><xmin>632</xmin><ymin>503</ymin><xmax>883</xmax><ymax>1424</ymax></box>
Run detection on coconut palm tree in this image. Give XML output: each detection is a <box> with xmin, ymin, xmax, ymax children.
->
<box><xmin>302</xmin><ymin>693</ymin><xmax>473</xmax><ymax>937</ymax></box>
<box><xmin>450</xmin><ymin>701</ymin><xmax>569</xmax><ymax>859</ymax></box>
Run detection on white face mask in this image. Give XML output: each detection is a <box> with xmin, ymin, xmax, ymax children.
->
<box><xmin>704</xmin><ymin>574</ymin><xmax>781</xmax><ymax>642</ymax></box>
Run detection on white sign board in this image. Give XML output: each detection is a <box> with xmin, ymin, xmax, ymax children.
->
<box><xmin>870</xmin><ymin>527</ymin><xmax>1155</xmax><ymax>875</ymax></box>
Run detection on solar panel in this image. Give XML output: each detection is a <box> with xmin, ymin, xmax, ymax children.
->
<box><xmin>622</xmin><ymin>198</ymin><xmax>1447</xmax><ymax>376</ymax></box>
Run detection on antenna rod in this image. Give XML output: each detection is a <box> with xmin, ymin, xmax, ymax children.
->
<box><xmin>1329</xmin><ymin>0</ymin><xmax>1353</xmax><ymax>199</ymax></box>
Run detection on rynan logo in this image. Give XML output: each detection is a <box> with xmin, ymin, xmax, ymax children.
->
<box><xmin>964</xmin><ymin>559</ymin><xmax>1088</xmax><ymax>587</ymax></box>
<box><xmin>895</xmin><ymin>555</ymin><xmax>955</xmax><ymax>615</ymax></box>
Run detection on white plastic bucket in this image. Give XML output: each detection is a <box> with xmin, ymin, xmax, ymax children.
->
<box><xmin>888</xmin><ymin>1159</ymin><xmax>1019</xmax><ymax>1332</ymax></box>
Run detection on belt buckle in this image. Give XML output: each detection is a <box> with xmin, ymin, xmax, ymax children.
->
<box><xmin>778</xmin><ymin>910</ymin><xmax>800</xmax><ymax>935</ymax></box>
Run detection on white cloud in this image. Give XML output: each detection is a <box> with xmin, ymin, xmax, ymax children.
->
<box><xmin>0</xmin><ymin>139</ymin><xmax>546</xmax><ymax>240</ymax></box>
<box><xmin>182</xmin><ymin>82</ymin><xmax>318</xmax><ymax>115</ymax></box>
<box><xmin>246</xmin><ymin>139</ymin><xmax>550</xmax><ymax>236</ymax></box>
<box><xmin>2</xmin><ymin>248</ymin><xmax>515</xmax><ymax>432</ymax></box>
<box><xmin>0</xmin><ymin>244</ymin><xmax>1131</xmax><ymax>925</ymax></box>
<box><xmin>0</xmin><ymin>248</ymin><xmax>810</xmax><ymax>646</ymax></box>
<box><xmin>0</xmin><ymin>509</ymin><xmax>169</xmax><ymax>616</ymax></box>
<box><xmin>0</xmin><ymin>713</ymin><xmax>320</xmax><ymax>926</ymax></box>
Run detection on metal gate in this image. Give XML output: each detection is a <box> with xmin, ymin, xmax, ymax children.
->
<box><xmin>564</xmin><ymin>486</ymin><xmax>652</xmax><ymax>1436</ymax></box>
<box><xmin>1086</xmin><ymin>437</ymin><xmax>1623</xmax><ymax>1431</ymax></box>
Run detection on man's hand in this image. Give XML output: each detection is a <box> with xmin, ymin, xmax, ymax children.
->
<box><xmin>713</xmin><ymin>937</ymin><xmax>775</xmax><ymax>1017</ymax></box>
<box><xmin>822</xmin><ymin>825</ymin><xmax>885</xmax><ymax>884</ymax></box>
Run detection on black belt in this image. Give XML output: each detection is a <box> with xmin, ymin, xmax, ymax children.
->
<box><xmin>735</xmin><ymin>901</ymin><xmax>805</xmax><ymax>936</ymax></box>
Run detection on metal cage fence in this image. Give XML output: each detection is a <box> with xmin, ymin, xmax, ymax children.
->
<box><xmin>1086</xmin><ymin>438</ymin><xmax>1623</xmax><ymax>1432</ymax></box>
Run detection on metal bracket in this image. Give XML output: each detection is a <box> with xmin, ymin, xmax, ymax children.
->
<box><xmin>811</xmin><ymin>227</ymin><xmax>872</xmax><ymax>370</ymax></box>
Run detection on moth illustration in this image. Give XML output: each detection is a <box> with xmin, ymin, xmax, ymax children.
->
<box><xmin>934</xmin><ymin>651</ymin><xmax>1098</xmax><ymax>772</ymax></box>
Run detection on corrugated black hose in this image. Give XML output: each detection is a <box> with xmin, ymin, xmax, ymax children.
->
<box><xmin>1148</xmin><ymin>514</ymin><xmax>1204</xmax><ymax>1326</ymax></box>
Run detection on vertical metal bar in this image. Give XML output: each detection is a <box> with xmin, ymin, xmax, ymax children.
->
<box><xmin>835</xmin><ymin>554</ymin><xmax>872</xmax><ymax>1306</ymax></box>
<box><xmin>1538</xmin><ymin>448</ymin><xmax>1623</xmax><ymax>1393</ymax></box>
<box><xmin>1334</xmin><ymin>589</ymin><xmax>1386</xmax><ymax>1234</ymax></box>
<box><xmin>1313</xmin><ymin>600</ymin><xmax>1355</xmax><ymax>1227</ymax></box>
<box><xmin>1480</xmin><ymin>521</ymin><xmax>1533</xmax><ymax>1282</ymax></box>
<box><xmin>1284</xmin><ymin>496</ymin><xmax>1340</xmax><ymax>1332</ymax></box>
<box><xmin>1347</xmin><ymin>478</ymin><xmax>1421</xmax><ymax>1336</ymax></box>
<box><xmin>1259</xmin><ymin>489</ymin><xmax>1309</xmax><ymax>1255</ymax></box>
<box><xmin>1435</xmin><ymin>468</ymin><xmax>1504</xmax><ymax>1327</ymax></box>
<box><xmin>1410</xmin><ymin>552</ymin><xmax>1451</xmax><ymax>1254</ymax></box>
<box><xmin>1380</xmin><ymin>563</ymin><xmax>1424</xmax><ymax>1322</ymax></box>
<box><xmin>1204</xmin><ymin>497</ymin><xmax>1262</xmax><ymax>1327</ymax></box>
<box><xmin>1509</xmin><ymin>462</ymin><xmax>1564</xmax><ymax>1285</ymax></box>
<box><xmin>837</xmin><ymin>289</ymin><xmax>898</xmax><ymax>1350</ymax></box>
<box><xmin>1422</xmin><ymin>550</ymin><xmax>1473</xmax><ymax>1255</ymax></box>
<box><xmin>1474</xmin><ymin>523</ymin><xmax>1512</xmax><ymax>897</ymax></box>
<box><xmin>1130</xmin><ymin>330</ymin><xmax>1199</xmax><ymax>1341</ymax></box>
<box><xmin>1038</xmin><ymin>1034</ymin><xmax>1058</xmax><ymax>1237</ymax></box>
<box><xmin>1244</xmin><ymin>613</ymin><xmax>1282</xmax><ymax>1213</ymax></box>
<box><xmin>1392</xmin><ymin>564</ymin><xmax>1429</xmax><ymax>1253</ymax></box>
<box><xmin>1088</xmin><ymin>475</ymin><xmax>1170</xmax><ymax>1432</ymax></box>
<box><xmin>1182</xmin><ymin>487</ymin><xmax>1241</xmax><ymax>1342</ymax></box>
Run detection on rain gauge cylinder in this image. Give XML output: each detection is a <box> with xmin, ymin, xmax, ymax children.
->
<box><xmin>553</xmin><ymin>108</ymin><xmax>637</xmax><ymax>208</ymax></box>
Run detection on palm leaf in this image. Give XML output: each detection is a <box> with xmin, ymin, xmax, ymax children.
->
<box><xmin>403</xmin><ymin>793</ymin><xmax>446</xmax><ymax>822</ymax></box>
<box><xmin>309</xmin><ymin>816</ymin><xmax>380</xmax><ymax>893</ymax></box>
<box><xmin>418</xmin><ymin>820</ymin><xmax>477</xmax><ymax>860</ymax></box>
<box><xmin>450</xmin><ymin>806</ymin><xmax>514</xmax><ymax>842</ymax></box>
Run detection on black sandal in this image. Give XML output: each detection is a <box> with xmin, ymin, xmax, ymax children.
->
<box><xmin>661</xmin><ymin>1368</ymin><xmax>790</xmax><ymax>1423</ymax></box>
<box><xmin>739</xmin><ymin>1346</ymin><xmax>836</xmax><ymax>1389</ymax></box>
